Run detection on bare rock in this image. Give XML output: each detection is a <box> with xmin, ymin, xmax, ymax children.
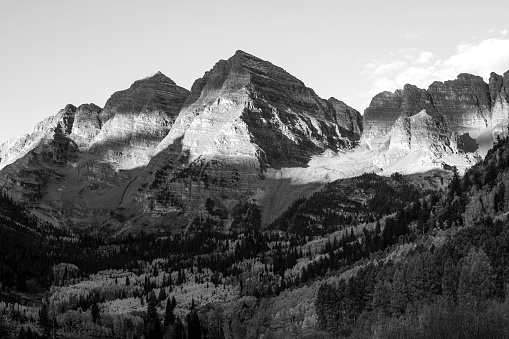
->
<box><xmin>90</xmin><ymin>72</ymin><xmax>190</xmax><ymax>169</ymax></box>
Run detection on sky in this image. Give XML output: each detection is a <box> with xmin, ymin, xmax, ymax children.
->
<box><xmin>1</xmin><ymin>0</ymin><xmax>509</xmax><ymax>143</ymax></box>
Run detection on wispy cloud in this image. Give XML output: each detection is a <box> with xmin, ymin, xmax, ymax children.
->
<box><xmin>358</xmin><ymin>38</ymin><xmax>509</xmax><ymax>110</ymax></box>
<box><xmin>404</xmin><ymin>29</ymin><xmax>427</xmax><ymax>38</ymax></box>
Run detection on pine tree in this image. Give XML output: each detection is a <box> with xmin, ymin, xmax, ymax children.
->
<box><xmin>391</xmin><ymin>268</ymin><xmax>409</xmax><ymax>315</ymax></box>
<box><xmin>186</xmin><ymin>310</ymin><xmax>202</xmax><ymax>339</ymax></box>
<box><xmin>372</xmin><ymin>280</ymin><xmax>392</xmax><ymax>316</ymax></box>
<box><xmin>146</xmin><ymin>291</ymin><xmax>162</xmax><ymax>339</ymax></box>
<box><xmin>91</xmin><ymin>302</ymin><xmax>100</xmax><ymax>324</ymax></box>
<box><xmin>458</xmin><ymin>248</ymin><xmax>495</xmax><ymax>309</ymax></box>
<box><xmin>164</xmin><ymin>296</ymin><xmax>176</xmax><ymax>330</ymax></box>
<box><xmin>39</xmin><ymin>303</ymin><xmax>50</xmax><ymax>336</ymax></box>
<box><xmin>494</xmin><ymin>181</ymin><xmax>506</xmax><ymax>212</ymax></box>
<box><xmin>442</xmin><ymin>258</ymin><xmax>457</xmax><ymax>306</ymax></box>
<box><xmin>159</xmin><ymin>288</ymin><xmax>167</xmax><ymax>303</ymax></box>
<box><xmin>448</xmin><ymin>166</ymin><xmax>462</xmax><ymax>201</ymax></box>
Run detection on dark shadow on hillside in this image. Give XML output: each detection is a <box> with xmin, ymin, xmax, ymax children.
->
<box><xmin>457</xmin><ymin>133</ymin><xmax>478</xmax><ymax>153</ymax></box>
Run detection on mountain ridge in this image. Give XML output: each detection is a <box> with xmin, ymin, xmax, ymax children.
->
<box><xmin>0</xmin><ymin>51</ymin><xmax>507</xmax><ymax>233</ymax></box>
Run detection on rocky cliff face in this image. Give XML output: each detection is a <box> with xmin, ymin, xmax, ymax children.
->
<box><xmin>0</xmin><ymin>52</ymin><xmax>361</xmax><ymax>233</ymax></box>
<box><xmin>70</xmin><ymin>103</ymin><xmax>103</xmax><ymax>149</ymax></box>
<box><xmin>0</xmin><ymin>73</ymin><xmax>190</xmax><ymax>230</ymax></box>
<box><xmin>118</xmin><ymin>50</ymin><xmax>363</xmax><ymax>230</ymax></box>
<box><xmin>388</xmin><ymin>110</ymin><xmax>456</xmax><ymax>154</ymax></box>
<box><xmin>89</xmin><ymin>72</ymin><xmax>190</xmax><ymax>169</ymax></box>
<box><xmin>427</xmin><ymin>74</ymin><xmax>492</xmax><ymax>133</ymax></box>
<box><xmin>364</xmin><ymin>71</ymin><xmax>509</xmax><ymax>154</ymax></box>
<box><xmin>363</xmin><ymin>84</ymin><xmax>436</xmax><ymax>149</ymax></box>
<box><xmin>2</xmin><ymin>52</ymin><xmax>504</xmax><ymax>234</ymax></box>
<box><xmin>490</xmin><ymin>71</ymin><xmax>509</xmax><ymax>137</ymax></box>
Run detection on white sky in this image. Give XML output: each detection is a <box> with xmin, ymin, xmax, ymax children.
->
<box><xmin>1</xmin><ymin>0</ymin><xmax>509</xmax><ymax>143</ymax></box>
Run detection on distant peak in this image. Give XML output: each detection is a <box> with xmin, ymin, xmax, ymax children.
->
<box><xmin>457</xmin><ymin>73</ymin><xmax>484</xmax><ymax>82</ymax></box>
<box><xmin>231</xmin><ymin>50</ymin><xmax>262</xmax><ymax>62</ymax></box>
<box><xmin>136</xmin><ymin>71</ymin><xmax>177</xmax><ymax>86</ymax></box>
<box><xmin>144</xmin><ymin>71</ymin><xmax>166</xmax><ymax>79</ymax></box>
<box><xmin>234</xmin><ymin>50</ymin><xmax>249</xmax><ymax>57</ymax></box>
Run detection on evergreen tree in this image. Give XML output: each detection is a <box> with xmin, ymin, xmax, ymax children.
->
<box><xmin>186</xmin><ymin>310</ymin><xmax>202</xmax><ymax>339</ymax></box>
<box><xmin>39</xmin><ymin>303</ymin><xmax>50</xmax><ymax>336</ymax></box>
<box><xmin>91</xmin><ymin>302</ymin><xmax>100</xmax><ymax>324</ymax></box>
<box><xmin>159</xmin><ymin>288</ymin><xmax>167</xmax><ymax>303</ymax></box>
<box><xmin>391</xmin><ymin>268</ymin><xmax>409</xmax><ymax>314</ymax></box>
<box><xmin>164</xmin><ymin>296</ymin><xmax>176</xmax><ymax>330</ymax></box>
<box><xmin>372</xmin><ymin>280</ymin><xmax>392</xmax><ymax>316</ymax></box>
<box><xmin>448</xmin><ymin>166</ymin><xmax>462</xmax><ymax>201</ymax></box>
<box><xmin>494</xmin><ymin>181</ymin><xmax>506</xmax><ymax>212</ymax></box>
<box><xmin>146</xmin><ymin>291</ymin><xmax>162</xmax><ymax>339</ymax></box>
<box><xmin>458</xmin><ymin>248</ymin><xmax>495</xmax><ymax>309</ymax></box>
<box><xmin>442</xmin><ymin>258</ymin><xmax>458</xmax><ymax>306</ymax></box>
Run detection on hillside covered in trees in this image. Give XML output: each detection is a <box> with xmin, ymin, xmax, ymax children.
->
<box><xmin>2</xmin><ymin>136</ymin><xmax>509</xmax><ymax>338</ymax></box>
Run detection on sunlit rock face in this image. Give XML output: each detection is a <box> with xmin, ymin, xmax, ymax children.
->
<box><xmin>0</xmin><ymin>104</ymin><xmax>79</xmax><ymax>202</ymax></box>
<box><xmin>327</xmin><ymin>97</ymin><xmax>363</xmax><ymax>141</ymax></box>
<box><xmin>0</xmin><ymin>73</ymin><xmax>191</xmax><ymax>230</ymax></box>
<box><xmin>364</xmin><ymin>71</ymin><xmax>509</xmax><ymax>155</ymax></box>
<box><xmin>121</xmin><ymin>50</ymin><xmax>363</xmax><ymax>230</ymax></box>
<box><xmin>0</xmin><ymin>52</ymin><xmax>361</xmax><ymax>233</ymax></box>
<box><xmin>0</xmin><ymin>104</ymin><xmax>78</xmax><ymax>171</ymax></box>
<box><xmin>363</xmin><ymin>84</ymin><xmax>435</xmax><ymax>149</ymax></box>
<box><xmin>70</xmin><ymin>103</ymin><xmax>103</xmax><ymax>149</ymax></box>
<box><xmin>427</xmin><ymin>74</ymin><xmax>492</xmax><ymax>134</ymax></box>
<box><xmin>490</xmin><ymin>71</ymin><xmax>509</xmax><ymax>138</ymax></box>
<box><xmin>388</xmin><ymin>110</ymin><xmax>457</xmax><ymax>154</ymax></box>
<box><xmin>89</xmin><ymin>72</ymin><xmax>190</xmax><ymax>169</ymax></box>
<box><xmin>154</xmin><ymin>51</ymin><xmax>360</xmax><ymax>167</ymax></box>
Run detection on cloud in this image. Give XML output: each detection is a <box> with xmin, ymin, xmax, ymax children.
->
<box><xmin>404</xmin><ymin>29</ymin><xmax>427</xmax><ymax>38</ymax></box>
<box><xmin>414</xmin><ymin>51</ymin><xmax>435</xmax><ymax>65</ymax></box>
<box><xmin>501</xmin><ymin>29</ymin><xmax>508</xmax><ymax>37</ymax></box>
<box><xmin>358</xmin><ymin>38</ymin><xmax>509</xmax><ymax>110</ymax></box>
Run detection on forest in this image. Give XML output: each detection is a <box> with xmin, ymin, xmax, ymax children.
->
<box><xmin>2</xmin><ymin>135</ymin><xmax>509</xmax><ymax>338</ymax></box>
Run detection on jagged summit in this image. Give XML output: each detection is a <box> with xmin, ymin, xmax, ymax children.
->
<box><xmin>364</xmin><ymin>69</ymin><xmax>509</xmax><ymax>154</ymax></box>
<box><xmin>1</xmin><ymin>53</ymin><xmax>506</xmax><ymax>234</ymax></box>
<box><xmin>102</xmin><ymin>71</ymin><xmax>186</xmax><ymax>115</ymax></box>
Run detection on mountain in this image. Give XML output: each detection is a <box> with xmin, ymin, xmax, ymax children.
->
<box><xmin>0</xmin><ymin>72</ymin><xmax>189</xmax><ymax>230</ymax></box>
<box><xmin>363</xmin><ymin>72</ymin><xmax>509</xmax><ymax>155</ymax></box>
<box><xmin>3</xmin><ymin>52</ymin><xmax>509</xmax><ymax>339</ymax></box>
<box><xmin>0</xmin><ymin>51</ymin><xmax>507</xmax><ymax>233</ymax></box>
<box><xmin>0</xmin><ymin>51</ymin><xmax>362</xmax><ymax>233</ymax></box>
<box><xmin>109</xmin><ymin>50</ymin><xmax>363</xmax><ymax>232</ymax></box>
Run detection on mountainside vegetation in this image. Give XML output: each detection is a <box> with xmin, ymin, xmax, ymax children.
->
<box><xmin>2</xmin><ymin>135</ymin><xmax>509</xmax><ymax>338</ymax></box>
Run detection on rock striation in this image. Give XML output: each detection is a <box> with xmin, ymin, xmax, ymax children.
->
<box><xmin>122</xmin><ymin>50</ymin><xmax>363</xmax><ymax>229</ymax></box>
<box><xmin>0</xmin><ymin>73</ymin><xmax>190</xmax><ymax>230</ymax></box>
<box><xmin>89</xmin><ymin>72</ymin><xmax>190</xmax><ymax>169</ymax></box>
<box><xmin>388</xmin><ymin>110</ymin><xmax>457</xmax><ymax>154</ymax></box>
<box><xmin>1</xmin><ymin>51</ymin><xmax>506</xmax><ymax>234</ymax></box>
<box><xmin>364</xmin><ymin>71</ymin><xmax>509</xmax><ymax>154</ymax></box>
<box><xmin>0</xmin><ymin>52</ymin><xmax>361</xmax><ymax>232</ymax></box>
<box><xmin>490</xmin><ymin>71</ymin><xmax>509</xmax><ymax>137</ymax></box>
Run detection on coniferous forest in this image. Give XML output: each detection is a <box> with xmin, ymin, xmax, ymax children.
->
<box><xmin>2</xmin><ymin>136</ymin><xmax>509</xmax><ymax>338</ymax></box>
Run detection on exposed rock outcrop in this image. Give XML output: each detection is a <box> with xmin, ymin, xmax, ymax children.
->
<box><xmin>388</xmin><ymin>110</ymin><xmax>456</xmax><ymax>154</ymax></box>
<box><xmin>122</xmin><ymin>50</ymin><xmax>363</xmax><ymax>230</ymax></box>
<box><xmin>70</xmin><ymin>103</ymin><xmax>102</xmax><ymax>149</ymax></box>
<box><xmin>363</xmin><ymin>84</ymin><xmax>435</xmax><ymax>149</ymax></box>
<box><xmin>364</xmin><ymin>71</ymin><xmax>509</xmax><ymax>155</ymax></box>
<box><xmin>90</xmin><ymin>72</ymin><xmax>190</xmax><ymax>169</ymax></box>
<box><xmin>490</xmin><ymin>71</ymin><xmax>509</xmax><ymax>137</ymax></box>
<box><xmin>0</xmin><ymin>52</ymin><xmax>361</xmax><ymax>232</ymax></box>
<box><xmin>427</xmin><ymin>74</ymin><xmax>492</xmax><ymax>133</ymax></box>
<box><xmin>2</xmin><ymin>52</ymin><xmax>503</xmax><ymax>234</ymax></box>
